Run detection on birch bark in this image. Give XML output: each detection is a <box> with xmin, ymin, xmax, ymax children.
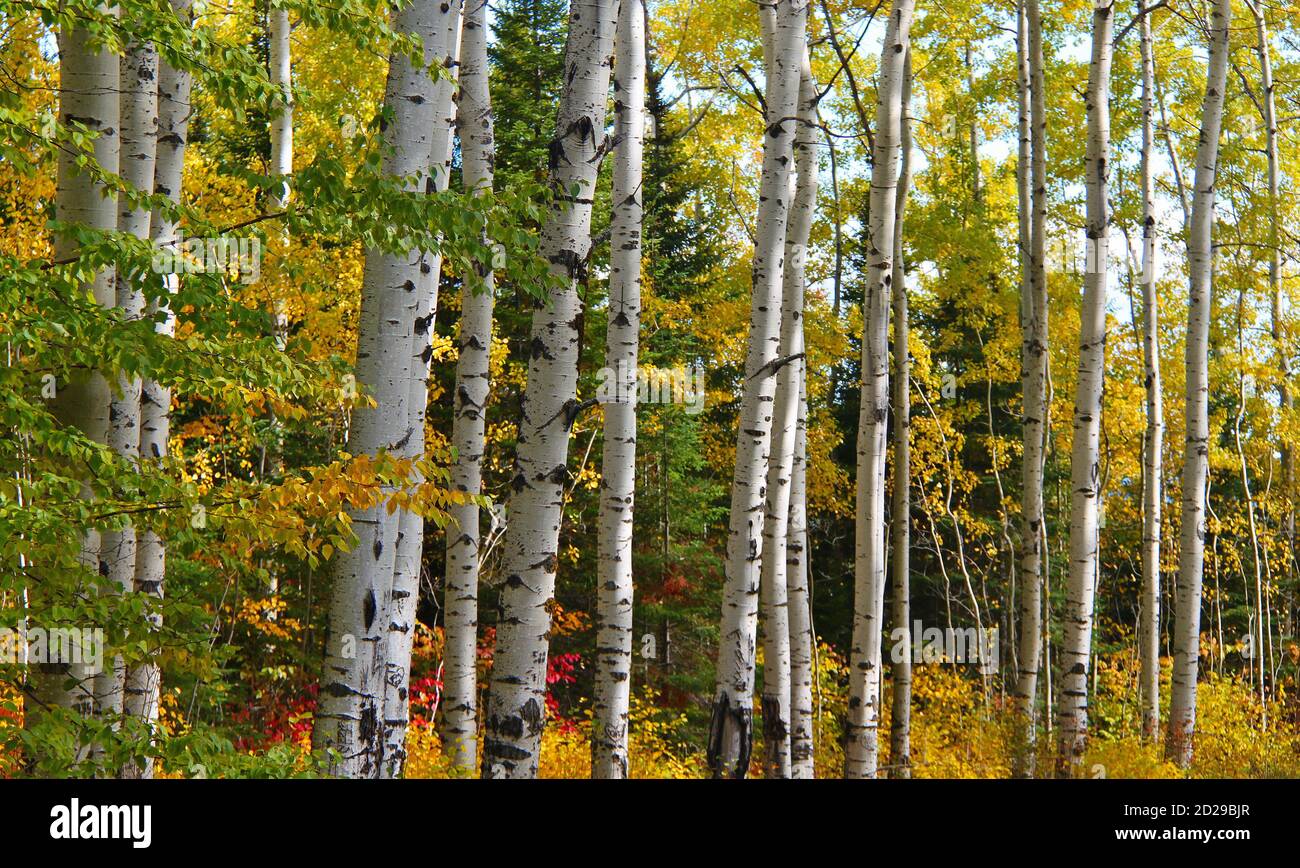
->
<box><xmin>481</xmin><ymin>0</ymin><xmax>616</xmax><ymax>779</ymax></box>
<box><xmin>591</xmin><ymin>0</ymin><xmax>646</xmax><ymax>780</ymax></box>
<box><xmin>788</xmin><ymin>371</ymin><xmax>815</xmax><ymax>778</ymax></box>
<box><xmin>845</xmin><ymin>0</ymin><xmax>914</xmax><ymax>779</ymax></box>
<box><xmin>30</xmin><ymin>14</ymin><xmax>120</xmax><ymax>737</ymax></box>
<box><xmin>381</xmin><ymin>0</ymin><xmax>464</xmax><ymax>780</ymax></box>
<box><xmin>888</xmin><ymin>47</ymin><xmax>912</xmax><ymax>779</ymax></box>
<box><xmin>1168</xmin><ymin>0</ymin><xmax>1231</xmax><ymax>768</ymax></box>
<box><xmin>313</xmin><ymin>0</ymin><xmax>448</xmax><ymax>778</ymax></box>
<box><xmin>442</xmin><ymin>0</ymin><xmax>493</xmax><ymax>776</ymax></box>
<box><xmin>758</xmin><ymin>48</ymin><xmax>816</xmax><ymax>779</ymax></box>
<box><xmin>1012</xmin><ymin>0</ymin><xmax>1048</xmax><ymax>778</ymax></box>
<box><xmin>1137</xmin><ymin>1</ymin><xmax>1163</xmax><ymax>744</ymax></box>
<box><xmin>1056</xmin><ymin>0</ymin><xmax>1114</xmax><ymax>776</ymax></box>
<box><xmin>707</xmin><ymin>0</ymin><xmax>807</xmax><ymax>779</ymax></box>
<box><xmin>124</xmin><ymin>0</ymin><xmax>193</xmax><ymax>779</ymax></box>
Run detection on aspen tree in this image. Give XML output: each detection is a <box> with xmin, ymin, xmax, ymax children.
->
<box><xmin>481</xmin><ymin>0</ymin><xmax>617</xmax><ymax>779</ymax></box>
<box><xmin>1168</xmin><ymin>0</ymin><xmax>1231</xmax><ymax>769</ymax></box>
<box><xmin>1056</xmin><ymin>0</ymin><xmax>1114</xmax><ymax>776</ymax></box>
<box><xmin>381</xmin><ymin>0</ymin><xmax>463</xmax><ymax>780</ymax></box>
<box><xmin>758</xmin><ymin>47</ymin><xmax>817</xmax><ymax>779</ymax></box>
<box><xmin>788</xmin><ymin>370</ymin><xmax>815</xmax><ymax>778</ymax></box>
<box><xmin>314</xmin><ymin>0</ymin><xmax>450</xmax><ymax>778</ymax></box>
<box><xmin>845</xmin><ymin>0</ymin><xmax>914</xmax><ymax>779</ymax></box>
<box><xmin>30</xmin><ymin>13</ymin><xmax>121</xmax><ymax>736</ymax></box>
<box><xmin>1136</xmin><ymin>0</ymin><xmax>1163</xmax><ymax>744</ymax></box>
<box><xmin>1012</xmin><ymin>0</ymin><xmax>1049</xmax><ymax>778</ymax></box>
<box><xmin>592</xmin><ymin>0</ymin><xmax>646</xmax><ymax>780</ymax></box>
<box><xmin>888</xmin><ymin>47</ymin><xmax>913</xmax><ymax>779</ymax></box>
<box><xmin>125</xmin><ymin>0</ymin><xmax>194</xmax><ymax>779</ymax></box>
<box><xmin>442</xmin><ymin>0</ymin><xmax>494</xmax><ymax>776</ymax></box>
<box><xmin>707</xmin><ymin>0</ymin><xmax>807</xmax><ymax>779</ymax></box>
<box><xmin>97</xmin><ymin>37</ymin><xmax>158</xmax><ymax>739</ymax></box>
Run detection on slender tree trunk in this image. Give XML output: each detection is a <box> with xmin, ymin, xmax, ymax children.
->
<box><xmin>95</xmin><ymin>40</ymin><xmax>157</xmax><ymax>754</ymax></box>
<box><xmin>313</xmin><ymin>0</ymin><xmax>449</xmax><ymax>778</ymax></box>
<box><xmin>269</xmin><ymin>6</ymin><xmax>293</xmax><ymax>215</ymax></box>
<box><xmin>1249</xmin><ymin>1</ymin><xmax>1293</xmax><ymax>584</ymax></box>
<box><xmin>758</xmin><ymin>47</ymin><xmax>817</xmax><ymax>780</ymax></box>
<box><xmin>1167</xmin><ymin>0</ymin><xmax>1230</xmax><ymax>769</ymax></box>
<box><xmin>1137</xmin><ymin>1</ymin><xmax>1163</xmax><ymax>744</ymax></box>
<box><xmin>788</xmin><ymin>369</ymin><xmax>815</xmax><ymax>778</ymax></box>
<box><xmin>30</xmin><ymin>14</ymin><xmax>121</xmax><ymax>745</ymax></box>
<box><xmin>888</xmin><ymin>47</ymin><xmax>913</xmax><ymax>780</ymax></box>
<box><xmin>481</xmin><ymin>0</ymin><xmax>616</xmax><ymax>779</ymax></box>
<box><xmin>591</xmin><ymin>0</ymin><xmax>646</xmax><ymax>780</ymax></box>
<box><xmin>441</xmin><ymin>0</ymin><xmax>494</xmax><ymax>777</ymax></box>
<box><xmin>124</xmin><ymin>0</ymin><xmax>193</xmax><ymax>780</ymax></box>
<box><xmin>381</xmin><ymin>0</ymin><xmax>464</xmax><ymax>780</ymax></box>
<box><xmin>1012</xmin><ymin>0</ymin><xmax>1048</xmax><ymax>778</ymax></box>
<box><xmin>707</xmin><ymin>0</ymin><xmax>807</xmax><ymax>780</ymax></box>
<box><xmin>1055</xmin><ymin>0</ymin><xmax>1113</xmax><ymax>777</ymax></box>
<box><xmin>845</xmin><ymin>0</ymin><xmax>914</xmax><ymax>780</ymax></box>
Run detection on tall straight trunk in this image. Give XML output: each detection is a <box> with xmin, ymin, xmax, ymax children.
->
<box><xmin>845</xmin><ymin>0</ymin><xmax>914</xmax><ymax>780</ymax></box>
<box><xmin>888</xmin><ymin>47</ymin><xmax>913</xmax><ymax>780</ymax></box>
<box><xmin>480</xmin><ymin>0</ymin><xmax>616</xmax><ymax>780</ymax></box>
<box><xmin>1012</xmin><ymin>0</ymin><xmax>1048</xmax><ymax>778</ymax></box>
<box><xmin>1055</xmin><ymin>0</ymin><xmax>1113</xmax><ymax>777</ymax></box>
<box><xmin>1168</xmin><ymin>0</ymin><xmax>1231</xmax><ymax>768</ymax></box>
<box><xmin>313</xmin><ymin>0</ymin><xmax>449</xmax><ymax>778</ymax></box>
<box><xmin>30</xmin><ymin>14</ymin><xmax>121</xmax><ymax>741</ymax></box>
<box><xmin>591</xmin><ymin>0</ymin><xmax>646</xmax><ymax>780</ymax></box>
<box><xmin>268</xmin><ymin>6</ymin><xmax>292</xmax><ymax>215</ymax></box>
<box><xmin>1249</xmin><ymin>1</ymin><xmax>1292</xmax><ymax>574</ymax></box>
<box><xmin>758</xmin><ymin>47</ymin><xmax>817</xmax><ymax>779</ymax></box>
<box><xmin>381</xmin><ymin>0</ymin><xmax>463</xmax><ymax>780</ymax></box>
<box><xmin>97</xmin><ymin>39</ymin><xmax>158</xmax><ymax>745</ymax></box>
<box><xmin>1137</xmin><ymin>1</ymin><xmax>1163</xmax><ymax>744</ymax></box>
<box><xmin>442</xmin><ymin>0</ymin><xmax>493</xmax><ymax>776</ymax></box>
<box><xmin>124</xmin><ymin>0</ymin><xmax>193</xmax><ymax>780</ymax></box>
<box><xmin>788</xmin><ymin>370</ymin><xmax>814</xmax><ymax>778</ymax></box>
<box><xmin>706</xmin><ymin>0</ymin><xmax>807</xmax><ymax>780</ymax></box>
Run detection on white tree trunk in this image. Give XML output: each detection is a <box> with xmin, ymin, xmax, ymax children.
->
<box><xmin>1168</xmin><ymin>0</ymin><xmax>1231</xmax><ymax>769</ymax></box>
<box><xmin>707</xmin><ymin>0</ymin><xmax>807</xmax><ymax>779</ymax></box>
<box><xmin>480</xmin><ymin>0</ymin><xmax>616</xmax><ymax>779</ymax></box>
<box><xmin>1055</xmin><ymin>0</ymin><xmax>1113</xmax><ymax>776</ymax></box>
<box><xmin>31</xmin><ymin>14</ymin><xmax>121</xmax><ymax>738</ymax></box>
<box><xmin>381</xmin><ymin>0</ymin><xmax>464</xmax><ymax>780</ymax></box>
<box><xmin>591</xmin><ymin>0</ymin><xmax>646</xmax><ymax>781</ymax></box>
<box><xmin>124</xmin><ymin>0</ymin><xmax>193</xmax><ymax>780</ymax></box>
<box><xmin>313</xmin><ymin>0</ymin><xmax>449</xmax><ymax>778</ymax></box>
<box><xmin>269</xmin><ymin>6</ymin><xmax>293</xmax><ymax>215</ymax></box>
<box><xmin>845</xmin><ymin>0</ymin><xmax>914</xmax><ymax>779</ymax></box>
<box><xmin>97</xmin><ymin>39</ymin><xmax>158</xmax><ymax>746</ymax></box>
<box><xmin>788</xmin><ymin>369</ymin><xmax>814</xmax><ymax>778</ymax></box>
<box><xmin>441</xmin><ymin>0</ymin><xmax>493</xmax><ymax>776</ymax></box>
<box><xmin>1137</xmin><ymin>1</ymin><xmax>1163</xmax><ymax>744</ymax></box>
<box><xmin>1250</xmin><ymin>1</ymin><xmax>1292</xmax><ymax>590</ymax></box>
<box><xmin>888</xmin><ymin>47</ymin><xmax>913</xmax><ymax>780</ymax></box>
<box><xmin>1012</xmin><ymin>0</ymin><xmax>1048</xmax><ymax>778</ymax></box>
<box><xmin>758</xmin><ymin>47</ymin><xmax>817</xmax><ymax>779</ymax></box>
